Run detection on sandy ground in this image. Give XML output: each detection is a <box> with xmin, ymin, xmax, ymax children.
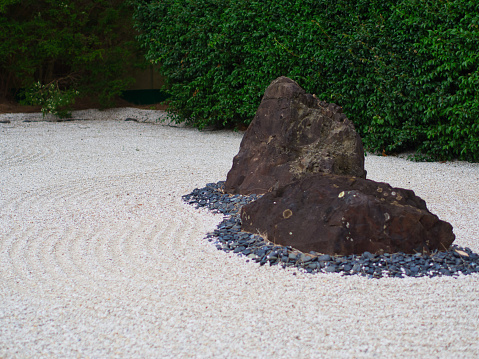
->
<box><xmin>0</xmin><ymin>109</ymin><xmax>478</xmax><ymax>358</ymax></box>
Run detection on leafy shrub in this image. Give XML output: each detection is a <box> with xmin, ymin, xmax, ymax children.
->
<box><xmin>0</xmin><ymin>0</ymin><xmax>147</xmax><ymax>115</ymax></box>
<box><xmin>395</xmin><ymin>0</ymin><xmax>479</xmax><ymax>161</ymax></box>
<box><xmin>133</xmin><ymin>0</ymin><xmax>479</xmax><ymax>161</ymax></box>
<box><xmin>21</xmin><ymin>81</ymin><xmax>79</xmax><ymax>118</ymax></box>
<box><xmin>133</xmin><ymin>0</ymin><xmax>309</xmax><ymax>128</ymax></box>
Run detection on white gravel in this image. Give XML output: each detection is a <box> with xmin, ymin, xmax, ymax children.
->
<box><xmin>1</xmin><ymin>108</ymin><xmax>478</xmax><ymax>358</ymax></box>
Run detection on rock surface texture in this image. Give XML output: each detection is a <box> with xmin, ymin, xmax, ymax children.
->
<box><xmin>240</xmin><ymin>174</ymin><xmax>455</xmax><ymax>255</ymax></box>
<box><xmin>224</xmin><ymin>76</ymin><xmax>366</xmax><ymax>195</ymax></box>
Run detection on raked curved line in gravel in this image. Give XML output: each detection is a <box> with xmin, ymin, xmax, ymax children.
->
<box><xmin>0</xmin><ymin>110</ymin><xmax>478</xmax><ymax>358</ymax></box>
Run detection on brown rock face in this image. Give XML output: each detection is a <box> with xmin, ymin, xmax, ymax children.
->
<box><xmin>224</xmin><ymin>76</ymin><xmax>366</xmax><ymax>195</ymax></box>
<box><xmin>240</xmin><ymin>174</ymin><xmax>455</xmax><ymax>255</ymax></box>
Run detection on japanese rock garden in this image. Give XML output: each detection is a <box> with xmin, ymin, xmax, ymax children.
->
<box><xmin>184</xmin><ymin>77</ymin><xmax>478</xmax><ymax>278</ymax></box>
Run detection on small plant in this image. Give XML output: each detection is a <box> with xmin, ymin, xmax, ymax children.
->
<box><xmin>21</xmin><ymin>81</ymin><xmax>79</xmax><ymax>119</ymax></box>
<box><xmin>1</xmin><ymin>0</ymin><xmax>146</xmax><ymax>113</ymax></box>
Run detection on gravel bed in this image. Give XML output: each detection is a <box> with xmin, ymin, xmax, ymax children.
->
<box><xmin>0</xmin><ymin>107</ymin><xmax>174</xmax><ymax>124</ymax></box>
<box><xmin>1</xmin><ymin>110</ymin><xmax>478</xmax><ymax>358</ymax></box>
<box><xmin>183</xmin><ymin>181</ymin><xmax>479</xmax><ymax>278</ymax></box>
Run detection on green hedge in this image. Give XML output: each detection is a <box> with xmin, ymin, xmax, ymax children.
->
<box><xmin>0</xmin><ymin>0</ymin><xmax>146</xmax><ymax>115</ymax></box>
<box><xmin>133</xmin><ymin>0</ymin><xmax>479</xmax><ymax>161</ymax></box>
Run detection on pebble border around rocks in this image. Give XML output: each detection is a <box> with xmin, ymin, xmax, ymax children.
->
<box><xmin>183</xmin><ymin>181</ymin><xmax>479</xmax><ymax>279</ymax></box>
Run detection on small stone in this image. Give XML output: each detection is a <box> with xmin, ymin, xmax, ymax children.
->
<box><xmin>317</xmin><ymin>254</ymin><xmax>331</xmax><ymax>261</ymax></box>
<box><xmin>362</xmin><ymin>252</ymin><xmax>374</xmax><ymax>260</ymax></box>
<box><xmin>288</xmin><ymin>253</ymin><xmax>299</xmax><ymax>260</ymax></box>
<box><xmin>300</xmin><ymin>254</ymin><xmax>313</xmax><ymax>263</ymax></box>
<box><xmin>242</xmin><ymin>248</ymin><xmax>253</xmax><ymax>256</ymax></box>
<box><xmin>325</xmin><ymin>265</ymin><xmax>337</xmax><ymax>273</ymax></box>
<box><xmin>439</xmin><ymin>268</ymin><xmax>451</xmax><ymax>275</ymax></box>
<box><xmin>352</xmin><ymin>263</ymin><xmax>361</xmax><ymax>272</ymax></box>
<box><xmin>455</xmin><ymin>249</ymin><xmax>469</xmax><ymax>257</ymax></box>
<box><xmin>410</xmin><ymin>266</ymin><xmax>419</xmax><ymax>273</ymax></box>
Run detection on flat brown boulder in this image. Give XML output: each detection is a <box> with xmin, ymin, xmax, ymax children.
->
<box><xmin>240</xmin><ymin>173</ymin><xmax>455</xmax><ymax>255</ymax></box>
<box><xmin>224</xmin><ymin>76</ymin><xmax>366</xmax><ymax>195</ymax></box>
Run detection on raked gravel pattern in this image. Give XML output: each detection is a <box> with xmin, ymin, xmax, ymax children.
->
<box><xmin>1</xmin><ymin>108</ymin><xmax>478</xmax><ymax>358</ymax></box>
